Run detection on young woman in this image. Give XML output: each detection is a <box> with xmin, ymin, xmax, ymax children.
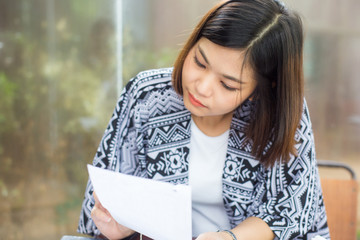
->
<box><xmin>78</xmin><ymin>0</ymin><xmax>330</xmax><ymax>239</ymax></box>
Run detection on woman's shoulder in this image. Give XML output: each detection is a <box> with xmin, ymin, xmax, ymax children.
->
<box><xmin>134</xmin><ymin>67</ymin><xmax>173</xmax><ymax>80</ymax></box>
<box><xmin>299</xmin><ymin>98</ymin><xmax>313</xmax><ymax>129</ymax></box>
<box><xmin>119</xmin><ymin>67</ymin><xmax>184</xmax><ymax>110</ymax></box>
<box><xmin>125</xmin><ymin>67</ymin><xmax>173</xmax><ymax>90</ymax></box>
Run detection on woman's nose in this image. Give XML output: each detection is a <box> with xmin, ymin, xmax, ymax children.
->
<box><xmin>195</xmin><ymin>73</ymin><xmax>214</xmax><ymax>97</ymax></box>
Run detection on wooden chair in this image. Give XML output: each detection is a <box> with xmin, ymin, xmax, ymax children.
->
<box><xmin>318</xmin><ymin>160</ymin><xmax>358</xmax><ymax>240</ymax></box>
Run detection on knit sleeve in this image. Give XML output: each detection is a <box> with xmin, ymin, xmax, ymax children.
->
<box><xmin>77</xmin><ymin>74</ymin><xmax>146</xmax><ymax>236</ymax></box>
<box><xmin>247</xmin><ymin>100</ymin><xmax>329</xmax><ymax>239</ymax></box>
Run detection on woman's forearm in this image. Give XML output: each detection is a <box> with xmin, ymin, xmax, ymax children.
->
<box><xmin>230</xmin><ymin>217</ymin><xmax>275</xmax><ymax>240</ymax></box>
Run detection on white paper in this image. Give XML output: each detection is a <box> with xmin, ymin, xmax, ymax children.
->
<box><xmin>87</xmin><ymin>165</ymin><xmax>192</xmax><ymax>240</ymax></box>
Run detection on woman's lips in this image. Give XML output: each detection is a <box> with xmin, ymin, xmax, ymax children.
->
<box><xmin>188</xmin><ymin>93</ymin><xmax>206</xmax><ymax>107</ymax></box>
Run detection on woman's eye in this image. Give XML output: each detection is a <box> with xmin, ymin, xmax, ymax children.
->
<box><xmin>194</xmin><ymin>56</ymin><xmax>206</xmax><ymax>69</ymax></box>
<box><xmin>221</xmin><ymin>81</ymin><xmax>237</xmax><ymax>91</ymax></box>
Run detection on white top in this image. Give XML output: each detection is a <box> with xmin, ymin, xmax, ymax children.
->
<box><xmin>188</xmin><ymin>118</ymin><xmax>231</xmax><ymax>237</ymax></box>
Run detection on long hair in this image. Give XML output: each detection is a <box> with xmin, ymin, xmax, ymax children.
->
<box><xmin>172</xmin><ymin>0</ymin><xmax>304</xmax><ymax>167</ymax></box>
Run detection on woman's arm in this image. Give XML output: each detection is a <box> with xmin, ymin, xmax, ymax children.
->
<box><xmin>78</xmin><ymin>72</ymin><xmax>147</xmax><ymax>236</ymax></box>
<box><xmin>230</xmin><ymin>217</ymin><xmax>274</xmax><ymax>240</ymax></box>
<box><xmin>196</xmin><ymin>217</ymin><xmax>274</xmax><ymax>240</ymax></box>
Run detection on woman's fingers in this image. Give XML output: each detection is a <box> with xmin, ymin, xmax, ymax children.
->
<box><xmin>93</xmin><ymin>191</ymin><xmax>100</xmax><ymax>203</ymax></box>
<box><xmin>92</xmin><ymin>191</ymin><xmax>112</xmax><ymax>223</ymax></box>
<box><xmin>93</xmin><ymin>191</ymin><xmax>102</xmax><ymax>208</ymax></box>
<box><xmin>91</xmin><ymin>190</ymin><xmax>135</xmax><ymax>239</ymax></box>
<box><xmin>93</xmin><ymin>191</ymin><xmax>107</xmax><ymax>211</ymax></box>
<box><xmin>91</xmin><ymin>205</ymin><xmax>112</xmax><ymax>223</ymax></box>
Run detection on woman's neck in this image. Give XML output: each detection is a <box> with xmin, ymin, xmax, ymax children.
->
<box><xmin>191</xmin><ymin>112</ymin><xmax>233</xmax><ymax>137</ymax></box>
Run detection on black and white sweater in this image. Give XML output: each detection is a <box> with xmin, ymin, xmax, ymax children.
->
<box><xmin>78</xmin><ymin>68</ymin><xmax>329</xmax><ymax>239</ymax></box>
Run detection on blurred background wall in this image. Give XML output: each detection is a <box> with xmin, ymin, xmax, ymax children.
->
<box><xmin>0</xmin><ymin>0</ymin><xmax>359</xmax><ymax>239</ymax></box>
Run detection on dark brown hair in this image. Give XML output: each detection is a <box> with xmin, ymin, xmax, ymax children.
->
<box><xmin>172</xmin><ymin>0</ymin><xmax>304</xmax><ymax>167</ymax></box>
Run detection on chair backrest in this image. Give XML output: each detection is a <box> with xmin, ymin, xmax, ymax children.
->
<box><xmin>318</xmin><ymin>160</ymin><xmax>358</xmax><ymax>240</ymax></box>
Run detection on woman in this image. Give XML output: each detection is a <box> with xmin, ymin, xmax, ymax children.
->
<box><xmin>78</xmin><ymin>0</ymin><xmax>330</xmax><ymax>239</ymax></box>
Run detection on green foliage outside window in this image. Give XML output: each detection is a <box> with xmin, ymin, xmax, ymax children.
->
<box><xmin>0</xmin><ymin>1</ymin><xmax>176</xmax><ymax>238</ymax></box>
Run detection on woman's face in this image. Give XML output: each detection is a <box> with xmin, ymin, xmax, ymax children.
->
<box><xmin>182</xmin><ymin>37</ymin><xmax>257</xmax><ymax>120</ymax></box>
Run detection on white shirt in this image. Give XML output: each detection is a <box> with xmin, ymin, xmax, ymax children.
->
<box><xmin>188</xmin><ymin>118</ymin><xmax>231</xmax><ymax>237</ymax></box>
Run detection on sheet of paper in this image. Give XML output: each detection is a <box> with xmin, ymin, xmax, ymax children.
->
<box><xmin>87</xmin><ymin>165</ymin><xmax>192</xmax><ymax>240</ymax></box>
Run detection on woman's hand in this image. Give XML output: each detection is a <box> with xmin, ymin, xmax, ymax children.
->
<box><xmin>195</xmin><ymin>231</ymin><xmax>233</xmax><ymax>240</ymax></box>
<box><xmin>91</xmin><ymin>191</ymin><xmax>135</xmax><ymax>240</ymax></box>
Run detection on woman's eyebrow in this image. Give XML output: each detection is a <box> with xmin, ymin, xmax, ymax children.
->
<box><xmin>198</xmin><ymin>45</ymin><xmax>245</xmax><ymax>84</ymax></box>
<box><xmin>198</xmin><ymin>45</ymin><xmax>210</xmax><ymax>65</ymax></box>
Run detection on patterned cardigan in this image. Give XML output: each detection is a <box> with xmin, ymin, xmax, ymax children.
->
<box><xmin>78</xmin><ymin>68</ymin><xmax>330</xmax><ymax>239</ymax></box>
